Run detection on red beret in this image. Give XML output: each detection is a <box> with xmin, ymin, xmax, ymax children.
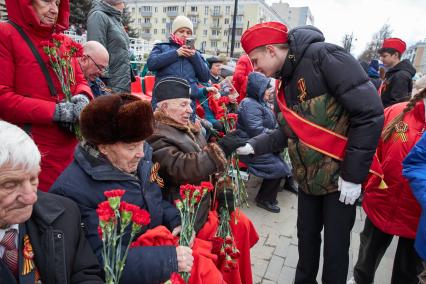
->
<box><xmin>381</xmin><ymin>38</ymin><xmax>406</xmax><ymax>54</ymax></box>
<box><xmin>241</xmin><ymin>22</ymin><xmax>288</xmax><ymax>54</ymax></box>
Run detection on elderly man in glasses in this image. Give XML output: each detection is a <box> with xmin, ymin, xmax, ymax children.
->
<box><xmin>78</xmin><ymin>41</ymin><xmax>111</xmax><ymax>97</ymax></box>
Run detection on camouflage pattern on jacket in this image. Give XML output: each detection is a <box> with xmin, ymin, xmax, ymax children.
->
<box><xmin>277</xmin><ymin>93</ymin><xmax>349</xmax><ymax>195</ymax></box>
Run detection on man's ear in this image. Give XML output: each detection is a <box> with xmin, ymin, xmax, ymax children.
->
<box><xmin>265</xmin><ymin>45</ymin><xmax>276</xmax><ymax>57</ymax></box>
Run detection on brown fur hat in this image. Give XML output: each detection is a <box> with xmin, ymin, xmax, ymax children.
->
<box><xmin>80</xmin><ymin>94</ymin><xmax>154</xmax><ymax>145</ymax></box>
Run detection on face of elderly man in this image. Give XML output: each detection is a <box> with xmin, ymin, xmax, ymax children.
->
<box><xmin>160</xmin><ymin>98</ymin><xmax>193</xmax><ymax>125</ymax></box>
<box><xmin>0</xmin><ymin>122</ymin><xmax>40</xmax><ymax>228</ymax></box>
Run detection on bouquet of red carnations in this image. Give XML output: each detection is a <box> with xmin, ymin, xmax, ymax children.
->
<box><xmin>97</xmin><ymin>189</ymin><xmax>151</xmax><ymax>284</ymax></box>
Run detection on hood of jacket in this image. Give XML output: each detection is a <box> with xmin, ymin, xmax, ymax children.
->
<box><xmin>6</xmin><ymin>0</ymin><xmax>69</xmax><ymax>37</ymax></box>
<box><xmin>387</xmin><ymin>59</ymin><xmax>416</xmax><ymax>77</ymax></box>
<box><xmin>246</xmin><ymin>72</ymin><xmax>271</xmax><ymax>102</ymax></box>
<box><xmin>88</xmin><ymin>0</ymin><xmax>122</xmax><ymax>21</ymax></box>
<box><xmin>280</xmin><ymin>25</ymin><xmax>325</xmax><ymax>81</ymax></box>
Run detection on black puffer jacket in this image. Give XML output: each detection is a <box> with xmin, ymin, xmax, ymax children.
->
<box><xmin>381</xmin><ymin>59</ymin><xmax>416</xmax><ymax>108</ymax></box>
<box><xmin>249</xmin><ymin>26</ymin><xmax>384</xmax><ymax>194</ymax></box>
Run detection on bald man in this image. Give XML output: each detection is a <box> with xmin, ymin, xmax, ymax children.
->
<box><xmin>78</xmin><ymin>41</ymin><xmax>111</xmax><ymax>97</ymax></box>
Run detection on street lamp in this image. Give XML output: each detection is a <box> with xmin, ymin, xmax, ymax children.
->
<box><xmin>230</xmin><ymin>0</ymin><xmax>238</xmax><ymax>58</ymax></box>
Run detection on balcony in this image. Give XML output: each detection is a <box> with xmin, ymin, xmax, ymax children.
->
<box><xmin>141</xmin><ymin>22</ymin><xmax>152</xmax><ymax>28</ymax></box>
<box><xmin>211</xmin><ymin>11</ymin><xmax>223</xmax><ymax>17</ymax></box>
<box><xmin>193</xmin><ymin>22</ymin><xmax>199</xmax><ymax>29</ymax></box>
<box><xmin>141</xmin><ymin>33</ymin><xmax>152</xmax><ymax>40</ymax></box>
<box><xmin>187</xmin><ymin>10</ymin><xmax>198</xmax><ymax>16</ymax></box>
<box><xmin>209</xmin><ymin>35</ymin><xmax>222</xmax><ymax>41</ymax></box>
<box><xmin>166</xmin><ymin>10</ymin><xmax>178</xmax><ymax>17</ymax></box>
<box><xmin>235</xmin><ymin>21</ymin><xmax>244</xmax><ymax>28</ymax></box>
<box><xmin>140</xmin><ymin>11</ymin><xmax>152</xmax><ymax>17</ymax></box>
<box><xmin>210</xmin><ymin>24</ymin><xmax>221</xmax><ymax>29</ymax></box>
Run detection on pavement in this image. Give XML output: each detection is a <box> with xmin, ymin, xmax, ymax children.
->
<box><xmin>241</xmin><ymin>175</ymin><xmax>396</xmax><ymax>284</ymax></box>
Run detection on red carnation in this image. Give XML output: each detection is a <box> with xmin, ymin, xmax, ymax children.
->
<box><xmin>132</xmin><ymin>208</ymin><xmax>151</xmax><ymax>226</ymax></box>
<box><xmin>104</xmin><ymin>189</ymin><xmax>126</xmax><ymax>199</ymax></box>
<box><xmin>170</xmin><ymin>272</ymin><xmax>186</xmax><ymax>284</ymax></box>
<box><xmin>225</xmin><ymin>235</ymin><xmax>233</xmax><ymax>244</ymax></box>
<box><xmin>52</xmin><ymin>33</ymin><xmax>66</xmax><ymax>42</ymax></box>
<box><xmin>69</xmin><ymin>41</ymin><xmax>84</xmax><ymax>57</ymax></box>
<box><xmin>98</xmin><ymin>226</ymin><xmax>103</xmax><ymax>239</ymax></box>
<box><xmin>120</xmin><ymin>201</ymin><xmax>139</xmax><ymax>213</ymax></box>
<box><xmin>231</xmin><ymin>250</ymin><xmax>241</xmax><ymax>259</ymax></box>
<box><xmin>227</xmin><ymin>113</ymin><xmax>238</xmax><ymax>121</ymax></box>
<box><xmin>200</xmin><ymin>181</ymin><xmax>214</xmax><ymax>192</ymax></box>
<box><xmin>96</xmin><ymin>201</ymin><xmax>115</xmax><ymax>222</ymax></box>
<box><xmin>218</xmin><ymin>96</ymin><xmax>230</xmax><ymax>105</ymax></box>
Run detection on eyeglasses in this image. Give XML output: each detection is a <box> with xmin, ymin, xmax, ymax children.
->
<box><xmin>87</xmin><ymin>55</ymin><xmax>108</xmax><ymax>73</ymax></box>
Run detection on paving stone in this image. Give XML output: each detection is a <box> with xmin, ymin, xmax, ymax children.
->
<box><xmin>253</xmin><ymin>273</ymin><xmax>262</xmax><ymax>284</ymax></box>
<box><xmin>273</xmin><ymin>236</ymin><xmax>291</xmax><ymax>258</ymax></box>
<box><xmin>261</xmin><ymin>279</ymin><xmax>276</xmax><ymax>284</ymax></box>
<box><xmin>278</xmin><ymin>265</ymin><xmax>296</xmax><ymax>284</ymax></box>
<box><xmin>264</xmin><ymin>255</ymin><xmax>285</xmax><ymax>282</ymax></box>
<box><xmin>265</xmin><ymin>232</ymin><xmax>281</xmax><ymax>247</ymax></box>
<box><xmin>252</xmin><ymin>256</ymin><xmax>269</xmax><ymax>278</ymax></box>
<box><xmin>284</xmin><ymin>244</ymin><xmax>299</xmax><ymax>268</ymax></box>
<box><xmin>252</xmin><ymin>244</ymin><xmax>275</xmax><ymax>261</ymax></box>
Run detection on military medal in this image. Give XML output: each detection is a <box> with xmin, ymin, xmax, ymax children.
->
<box><xmin>150</xmin><ymin>162</ymin><xmax>164</xmax><ymax>188</ymax></box>
<box><xmin>393</xmin><ymin>121</ymin><xmax>408</xmax><ymax>142</ymax></box>
<box><xmin>22</xmin><ymin>234</ymin><xmax>41</xmax><ymax>282</ymax></box>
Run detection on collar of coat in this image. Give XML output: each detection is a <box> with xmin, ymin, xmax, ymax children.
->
<box><xmin>154</xmin><ymin>110</ymin><xmax>201</xmax><ymax>135</ymax></box>
<box><xmin>31</xmin><ymin>191</ymin><xmax>66</xmax><ymax>228</ymax></box>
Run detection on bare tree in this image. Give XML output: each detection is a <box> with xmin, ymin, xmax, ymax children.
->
<box><xmin>359</xmin><ymin>23</ymin><xmax>392</xmax><ymax>62</ymax></box>
<box><xmin>342</xmin><ymin>33</ymin><xmax>355</xmax><ymax>53</ymax></box>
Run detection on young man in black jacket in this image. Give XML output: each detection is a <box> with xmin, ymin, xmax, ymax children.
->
<box><xmin>237</xmin><ymin>22</ymin><xmax>384</xmax><ymax>284</ymax></box>
<box><xmin>379</xmin><ymin>37</ymin><xmax>416</xmax><ymax>108</ymax></box>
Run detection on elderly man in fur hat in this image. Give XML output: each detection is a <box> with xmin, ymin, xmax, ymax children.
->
<box><xmin>50</xmin><ymin>94</ymin><xmax>200</xmax><ymax>284</ymax></box>
<box><xmin>147</xmin><ymin>76</ymin><xmax>259</xmax><ymax>284</ymax></box>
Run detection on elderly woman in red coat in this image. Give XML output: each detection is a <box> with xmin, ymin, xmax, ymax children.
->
<box><xmin>351</xmin><ymin>85</ymin><xmax>426</xmax><ymax>284</ymax></box>
<box><xmin>0</xmin><ymin>0</ymin><xmax>92</xmax><ymax>191</ymax></box>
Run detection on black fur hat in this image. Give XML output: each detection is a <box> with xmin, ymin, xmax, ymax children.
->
<box><xmin>153</xmin><ymin>76</ymin><xmax>191</xmax><ymax>103</ymax></box>
<box><xmin>80</xmin><ymin>94</ymin><xmax>154</xmax><ymax>145</ymax></box>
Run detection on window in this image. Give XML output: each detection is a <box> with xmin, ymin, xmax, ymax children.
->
<box><xmin>237</xmin><ymin>16</ymin><xmax>243</xmax><ymax>22</ymax></box>
<box><xmin>142</xmin><ymin>6</ymin><xmax>151</xmax><ymax>12</ymax></box>
<box><xmin>139</xmin><ymin>7</ymin><xmax>142</xmax><ymax>13</ymax></box>
<box><xmin>162</xmin><ymin>18</ymin><xmax>166</xmax><ymax>23</ymax></box>
<box><xmin>189</xmin><ymin>16</ymin><xmax>197</xmax><ymax>24</ymax></box>
<box><xmin>144</xmin><ymin>18</ymin><xmax>150</xmax><ymax>23</ymax></box>
<box><xmin>191</xmin><ymin>6</ymin><xmax>197</xmax><ymax>12</ymax></box>
<box><xmin>166</xmin><ymin>6</ymin><xmax>178</xmax><ymax>12</ymax></box>
<box><xmin>163</xmin><ymin>7</ymin><xmax>166</xmax><ymax>13</ymax></box>
<box><xmin>234</xmin><ymin>42</ymin><xmax>240</xmax><ymax>48</ymax></box>
<box><xmin>212</xmin><ymin>30</ymin><xmax>220</xmax><ymax>36</ymax></box>
<box><xmin>203</xmin><ymin>18</ymin><xmax>208</xmax><ymax>25</ymax></box>
<box><xmin>225</xmin><ymin>6</ymin><xmax>230</xmax><ymax>15</ymax></box>
<box><xmin>203</xmin><ymin>30</ymin><xmax>208</xmax><ymax>36</ymax></box>
<box><xmin>143</xmin><ymin>28</ymin><xmax>150</xmax><ymax>34</ymax></box>
<box><xmin>154</xmin><ymin>29</ymin><xmax>157</xmax><ymax>34</ymax></box>
<box><xmin>213</xmin><ymin>6</ymin><xmax>220</xmax><ymax>15</ymax></box>
<box><xmin>204</xmin><ymin>6</ymin><xmax>209</xmax><ymax>15</ymax></box>
<box><xmin>162</xmin><ymin>29</ymin><xmax>166</xmax><ymax>34</ymax></box>
<box><xmin>236</xmin><ymin>28</ymin><xmax>243</xmax><ymax>36</ymax></box>
<box><xmin>211</xmin><ymin>41</ymin><xmax>217</xmax><ymax>48</ymax></box>
<box><xmin>224</xmin><ymin>18</ymin><xmax>229</xmax><ymax>25</ymax></box>
<box><xmin>154</xmin><ymin>18</ymin><xmax>158</xmax><ymax>24</ymax></box>
<box><xmin>132</xmin><ymin>8</ymin><xmax>135</xmax><ymax>13</ymax></box>
<box><xmin>212</xmin><ymin>18</ymin><xmax>220</xmax><ymax>27</ymax></box>
<box><xmin>182</xmin><ymin>6</ymin><xmax>185</xmax><ymax>12</ymax></box>
<box><xmin>223</xmin><ymin>42</ymin><xmax>227</xmax><ymax>48</ymax></box>
<box><xmin>155</xmin><ymin>7</ymin><xmax>158</xmax><ymax>12</ymax></box>
<box><xmin>138</xmin><ymin>19</ymin><xmax>142</xmax><ymax>24</ymax></box>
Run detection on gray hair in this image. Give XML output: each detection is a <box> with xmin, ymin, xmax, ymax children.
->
<box><xmin>0</xmin><ymin>121</ymin><xmax>41</xmax><ymax>171</ymax></box>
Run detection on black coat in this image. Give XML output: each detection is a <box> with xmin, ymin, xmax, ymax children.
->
<box><xmin>50</xmin><ymin>143</ymin><xmax>181</xmax><ymax>284</ymax></box>
<box><xmin>381</xmin><ymin>59</ymin><xmax>416</xmax><ymax>108</ymax></box>
<box><xmin>249</xmin><ymin>26</ymin><xmax>384</xmax><ymax>188</ymax></box>
<box><xmin>0</xmin><ymin>191</ymin><xmax>103</xmax><ymax>284</ymax></box>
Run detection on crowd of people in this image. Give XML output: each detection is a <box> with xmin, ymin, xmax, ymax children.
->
<box><xmin>0</xmin><ymin>0</ymin><xmax>425</xmax><ymax>284</ymax></box>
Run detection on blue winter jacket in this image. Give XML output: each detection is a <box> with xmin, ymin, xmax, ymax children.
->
<box><xmin>237</xmin><ymin>72</ymin><xmax>290</xmax><ymax>179</ymax></box>
<box><xmin>147</xmin><ymin>41</ymin><xmax>209</xmax><ymax>120</ymax></box>
<box><xmin>50</xmin><ymin>143</ymin><xmax>181</xmax><ymax>284</ymax></box>
<box><xmin>403</xmin><ymin>132</ymin><xmax>426</xmax><ymax>260</ymax></box>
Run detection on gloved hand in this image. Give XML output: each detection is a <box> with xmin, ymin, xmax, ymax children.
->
<box><xmin>337</xmin><ymin>177</ymin><xmax>361</xmax><ymax>205</ymax></box>
<box><xmin>71</xmin><ymin>94</ymin><xmax>90</xmax><ymax>119</ymax></box>
<box><xmin>217</xmin><ymin>190</ymin><xmax>235</xmax><ymax>213</ymax></box>
<box><xmin>217</xmin><ymin>131</ymin><xmax>248</xmax><ymax>157</ymax></box>
<box><xmin>236</xmin><ymin>143</ymin><xmax>254</xmax><ymax>155</ymax></box>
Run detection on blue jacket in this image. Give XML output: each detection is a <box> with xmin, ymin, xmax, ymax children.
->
<box><xmin>50</xmin><ymin>143</ymin><xmax>181</xmax><ymax>284</ymax></box>
<box><xmin>147</xmin><ymin>41</ymin><xmax>209</xmax><ymax>99</ymax></box>
<box><xmin>237</xmin><ymin>72</ymin><xmax>290</xmax><ymax>179</ymax></box>
<box><xmin>403</xmin><ymin>132</ymin><xmax>426</xmax><ymax>260</ymax></box>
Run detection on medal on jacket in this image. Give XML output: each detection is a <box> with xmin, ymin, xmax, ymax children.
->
<box><xmin>22</xmin><ymin>234</ymin><xmax>41</xmax><ymax>282</ymax></box>
<box><xmin>393</xmin><ymin>121</ymin><xmax>408</xmax><ymax>142</ymax></box>
<box><xmin>150</xmin><ymin>162</ymin><xmax>164</xmax><ymax>188</ymax></box>
<box><xmin>297</xmin><ymin>78</ymin><xmax>308</xmax><ymax>102</ymax></box>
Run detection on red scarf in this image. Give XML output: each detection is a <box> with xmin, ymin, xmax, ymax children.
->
<box><xmin>170</xmin><ymin>33</ymin><xmax>185</xmax><ymax>46</ymax></box>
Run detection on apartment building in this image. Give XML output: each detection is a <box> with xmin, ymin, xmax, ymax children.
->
<box><xmin>0</xmin><ymin>0</ymin><xmax>7</xmax><ymax>21</ymax></box>
<box><xmin>126</xmin><ymin>0</ymin><xmax>289</xmax><ymax>56</ymax></box>
<box><xmin>271</xmin><ymin>1</ymin><xmax>314</xmax><ymax>28</ymax></box>
<box><xmin>404</xmin><ymin>40</ymin><xmax>426</xmax><ymax>75</ymax></box>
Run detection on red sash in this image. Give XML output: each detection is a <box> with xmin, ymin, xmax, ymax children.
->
<box><xmin>276</xmin><ymin>86</ymin><xmax>387</xmax><ymax>188</ymax></box>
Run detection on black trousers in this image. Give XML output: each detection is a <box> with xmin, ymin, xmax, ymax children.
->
<box><xmin>256</xmin><ymin>178</ymin><xmax>281</xmax><ymax>203</ymax></box>
<box><xmin>295</xmin><ymin>190</ymin><xmax>356</xmax><ymax>284</ymax></box>
<box><xmin>354</xmin><ymin>217</ymin><xmax>423</xmax><ymax>284</ymax></box>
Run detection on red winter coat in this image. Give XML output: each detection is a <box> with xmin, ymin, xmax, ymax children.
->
<box><xmin>232</xmin><ymin>55</ymin><xmax>253</xmax><ymax>103</ymax></box>
<box><xmin>363</xmin><ymin>101</ymin><xmax>424</xmax><ymax>239</ymax></box>
<box><xmin>0</xmin><ymin>0</ymin><xmax>92</xmax><ymax>191</ymax></box>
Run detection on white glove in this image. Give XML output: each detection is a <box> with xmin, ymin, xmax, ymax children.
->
<box><xmin>236</xmin><ymin>143</ymin><xmax>254</xmax><ymax>155</ymax></box>
<box><xmin>337</xmin><ymin>177</ymin><xmax>361</xmax><ymax>205</ymax></box>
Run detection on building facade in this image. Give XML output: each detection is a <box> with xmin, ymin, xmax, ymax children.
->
<box><xmin>271</xmin><ymin>1</ymin><xmax>314</xmax><ymax>28</ymax></box>
<box><xmin>404</xmin><ymin>40</ymin><xmax>426</xmax><ymax>75</ymax></box>
<box><xmin>126</xmin><ymin>0</ymin><xmax>288</xmax><ymax>57</ymax></box>
<box><xmin>0</xmin><ymin>0</ymin><xmax>7</xmax><ymax>21</ymax></box>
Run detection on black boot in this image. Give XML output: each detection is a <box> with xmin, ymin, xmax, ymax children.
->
<box><xmin>283</xmin><ymin>176</ymin><xmax>298</xmax><ymax>195</ymax></box>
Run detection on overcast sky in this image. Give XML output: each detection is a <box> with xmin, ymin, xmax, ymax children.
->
<box><xmin>266</xmin><ymin>0</ymin><xmax>426</xmax><ymax>57</ymax></box>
